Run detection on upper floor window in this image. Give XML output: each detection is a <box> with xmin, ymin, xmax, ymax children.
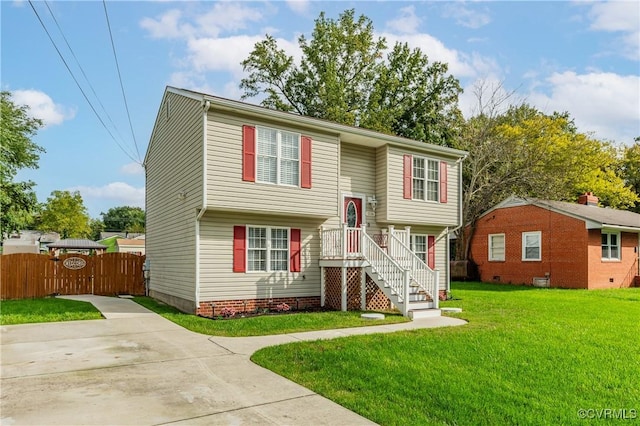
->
<box><xmin>412</xmin><ymin>157</ymin><xmax>439</xmax><ymax>202</ymax></box>
<box><xmin>522</xmin><ymin>231</ymin><xmax>541</xmax><ymax>261</ymax></box>
<box><xmin>488</xmin><ymin>233</ymin><xmax>505</xmax><ymax>261</ymax></box>
<box><xmin>257</xmin><ymin>127</ymin><xmax>299</xmax><ymax>186</ymax></box>
<box><xmin>242</xmin><ymin>125</ymin><xmax>312</xmax><ymax>188</ymax></box>
<box><xmin>601</xmin><ymin>232</ymin><xmax>620</xmax><ymax>260</ymax></box>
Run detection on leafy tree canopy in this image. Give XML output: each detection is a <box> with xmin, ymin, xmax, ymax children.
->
<box><xmin>620</xmin><ymin>140</ymin><xmax>640</xmax><ymax>213</ymax></box>
<box><xmin>37</xmin><ymin>190</ymin><xmax>91</xmax><ymax>239</ymax></box>
<box><xmin>0</xmin><ymin>91</ymin><xmax>44</xmax><ymax>235</ymax></box>
<box><xmin>100</xmin><ymin>206</ymin><xmax>145</xmax><ymax>232</ymax></box>
<box><xmin>240</xmin><ymin>9</ymin><xmax>463</xmax><ymax>147</ymax></box>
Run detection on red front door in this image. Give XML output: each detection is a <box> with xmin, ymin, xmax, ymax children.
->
<box><xmin>344</xmin><ymin>197</ymin><xmax>363</xmax><ymax>254</ymax></box>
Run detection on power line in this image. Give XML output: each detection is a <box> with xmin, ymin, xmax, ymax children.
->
<box><xmin>43</xmin><ymin>0</ymin><xmax>130</xmax><ymax>152</ymax></box>
<box><xmin>27</xmin><ymin>0</ymin><xmax>140</xmax><ymax>164</ymax></box>
<box><xmin>103</xmin><ymin>0</ymin><xmax>141</xmax><ymax>162</ymax></box>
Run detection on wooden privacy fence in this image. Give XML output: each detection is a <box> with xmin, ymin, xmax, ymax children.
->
<box><xmin>0</xmin><ymin>253</ymin><xmax>146</xmax><ymax>300</ymax></box>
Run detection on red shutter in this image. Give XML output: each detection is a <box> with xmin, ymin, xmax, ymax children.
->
<box><xmin>440</xmin><ymin>161</ymin><xmax>448</xmax><ymax>203</ymax></box>
<box><xmin>427</xmin><ymin>235</ymin><xmax>435</xmax><ymax>269</ymax></box>
<box><xmin>301</xmin><ymin>136</ymin><xmax>312</xmax><ymax>188</ymax></box>
<box><xmin>290</xmin><ymin>229</ymin><xmax>301</xmax><ymax>272</ymax></box>
<box><xmin>233</xmin><ymin>226</ymin><xmax>246</xmax><ymax>272</ymax></box>
<box><xmin>242</xmin><ymin>125</ymin><xmax>256</xmax><ymax>182</ymax></box>
<box><xmin>403</xmin><ymin>155</ymin><xmax>412</xmax><ymax>199</ymax></box>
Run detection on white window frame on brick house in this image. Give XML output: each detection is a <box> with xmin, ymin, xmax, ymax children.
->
<box><xmin>601</xmin><ymin>231</ymin><xmax>621</xmax><ymax>261</ymax></box>
<box><xmin>521</xmin><ymin>231</ymin><xmax>541</xmax><ymax>261</ymax></box>
<box><xmin>256</xmin><ymin>126</ymin><xmax>300</xmax><ymax>187</ymax></box>
<box><xmin>488</xmin><ymin>233</ymin><xmax>505</xmax><ymax>261</ymax></box>
<box><xmin>412</xmin><ymin>156</ymin><xmax>439</xmax><ymax>202</ymax></box>
<box><xmin>247</xmin><ymin>226</ymin><xmax>290</xmax><ymax>272</ymax></box>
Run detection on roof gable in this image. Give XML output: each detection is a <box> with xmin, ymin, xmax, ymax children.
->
<box><xmin>485</xmin><ymin>196</ymin><xmax>640</xmax><ymax>231</ymax></box>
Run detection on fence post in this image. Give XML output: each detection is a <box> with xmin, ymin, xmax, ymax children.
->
<box><xmin>434</xmin><ymin>269</ymin><xmax>440</xmax><ymax>309</ymax></box>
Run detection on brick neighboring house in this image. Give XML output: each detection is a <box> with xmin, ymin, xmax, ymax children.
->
<box><xmin>470</xmin><ymin>194</ymin><xmax>640</xmax><ymax>289</ymax></box>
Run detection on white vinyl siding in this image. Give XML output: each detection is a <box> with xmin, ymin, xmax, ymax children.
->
<box><xmin>489</xmin><ymin>233</ymin><xmax>505</xmax><ymax>261</ymax></box>
<box><xmin>601</xmin><ymin>232</ymin><xmax>620</xmax><ymax>260</ymax></box>
<box><xmin>256</xmin><ymin>127</ymin><xmax>299</xmax><ymax>186</ymax></box>
<box><xmin>145</xmin><ymin>92</ymin><xmax>203</xmax><ymax>304</ymax></box>
<box><xmin>378</xmin><ymin>146</ymin><xmax>460</xmax><ymax>225</ymax></box>
<box><xmin>199</xmin><ymin>212</ymin><xmax>324</xmax><ymax>301</ymax></box>
<box><xmin>247</xmin><ymin>226</ymin><xmax>289</xmax><ymax>272</ymax></box>
<box><xmin>206</xmin><ymin>112</ymin><xmax>338</xmax><ymax>218</ymax></box>
<box><xmin>522</xmin><ymin>231</ymin><xmax>541</xmax><ymax>261</ymax></box>
<box><xmin>339</xmin><ymin>143</ymin><xmax>381</xmax><ymax>234</ymax></box>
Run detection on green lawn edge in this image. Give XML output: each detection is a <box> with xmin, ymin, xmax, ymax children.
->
<box><xmin>0</xmin><ymin>298</ymin><xmax>103</xmax><ymax>325</ymax></box>
<box><xmin>133</xmin><ymin>296</ymin><xmax>409</xmax><ymax>337</ymax></box>
<box><xmin>251</xmin><ymin>282</ymin><xmax>640</xmax><ymax>426</ymax></box>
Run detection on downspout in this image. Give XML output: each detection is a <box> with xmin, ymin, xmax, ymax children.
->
<box><xmin>195</xmin><ymin>99</ymin><xmax>211</xmax><ymax>309</ymax></box>
<box><xmin>445</xmin><ymin>155</ymin><xmax>467</xmax><ymax>294</ymax></box>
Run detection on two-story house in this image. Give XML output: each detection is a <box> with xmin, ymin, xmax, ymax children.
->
<box><xmin>144</xmin><ymin>87</ymin><xmax>467</xmax><ymax>319</ymax></box>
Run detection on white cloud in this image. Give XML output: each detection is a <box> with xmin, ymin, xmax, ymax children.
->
<box><xmin>69</xmin><ymin>182</ymin><xmax>145</xmax><ymax>208</ymax></box>
<box><xmin>380</xmin><ymin>32</ymin><xmax>502</xmax><ymax>79</ymax></box>
<box><xmin>120</xmin><ymin>162</ymin><xmax>144</xmax><ymax>176</ymax></box>
<box><xmin>140</xmin><ymin>3</ymin><xmax>263</xmax><ymax>40</ymax></box>
<box><xmin>140</xmin><ymin>9</ymin><xmax>194</xmax><ymax>39</ymax></box>
<box><xmin>11</xmin><ymin>89</ymin><xmax>75</xmax><ymax>127</ymax></box>
<box><xmin>286</xmin><ymin>0</ymin><xmax>310</xmax><ymax>15</ymax></box>
<box><xmin>527</xmin><ymin>71</ymin><xmax>640</xmax><ymax>144</ymax></box>
<box><xmin>385</xmin><ymin>6</ymin><xmax>422</xmax><ymax>35</ymax></box>
<box><xmin>442</xmin><ymin>3</ymin><xmax>491</xmax><ymax>29</ymax></box>
<box><xmin>585</xmin><ymin>1</ymin><xmax>640</xmax><ymax>60</ymax></box>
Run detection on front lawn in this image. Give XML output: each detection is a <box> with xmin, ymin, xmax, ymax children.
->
<box><xmin>0</xmin><ymin>297</ymin><xmax>103</xmax><ymax>325</ymax></box>
<box><xmin>252</xmin><ymin>282</ymin><xmax>640</xmax><ymax>425</ymax></box>
<box><xmin>133</xmin><ymin>296</ymin><xmax>408</xmax><ymax>337</ymax></box>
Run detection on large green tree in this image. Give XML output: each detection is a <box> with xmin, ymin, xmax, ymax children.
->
<box><xmin>456</xmin><ymin>83</ymin><xmax>638</xmax><ymax>260</ymax></box>
<box><xmin>0</xmin><ymin>91</ymin><xmax>45</xmax><ymax>236</ymax></box>
<box><xmin>100</xmin><ymin>206</ymin><xmax>145</xmax><ymax>232</ymax></box>
<box><xmin>620</xmin><ymin>140</ymin><xmax>640</xmax><ymax>213</ymax></box>
<box><xmin>240</xmin><ymin>9</ymin><xmax>463</xmax><ymax>147</ymax></box>
<box><xmin>37</xmin><ymin>190</ymin><xmax>91</xmax><ymax>239</ymax></box>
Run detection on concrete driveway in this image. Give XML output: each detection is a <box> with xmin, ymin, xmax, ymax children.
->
<box><xmin>1</xmin><ymin>296</ymin><xmax>465</xmax><ymax>425</ymax></box>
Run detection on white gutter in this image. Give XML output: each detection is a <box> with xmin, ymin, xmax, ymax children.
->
<box><xmin>194</xmin><ymin>99</ymin><xmax>211</xmax><ymax>308</ymax></box>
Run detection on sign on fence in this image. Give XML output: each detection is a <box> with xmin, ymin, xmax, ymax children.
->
<box><xmin>0</xmin><ymin>253</ymin><xmax>146</xmax><ymax>300</ymax></box>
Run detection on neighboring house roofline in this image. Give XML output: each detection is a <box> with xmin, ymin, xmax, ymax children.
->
<box><xmin>144</xmin><ymin>86</ymin><xmax>468</xmax><ymax>167</ymax></box>
<box><xmin>481</xmin><ymin>195</ymin><xmax>640</xmax><ymax>232</ymax></box>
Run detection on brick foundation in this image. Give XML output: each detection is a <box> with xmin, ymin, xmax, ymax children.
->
<box><xmin>196</xmin><ymin>296</ymin><xmax>321</xmax><ymax>318</ymax></box>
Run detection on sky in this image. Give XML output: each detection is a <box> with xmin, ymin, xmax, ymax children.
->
<box><xmin>2</xmin><ymin>0</ymin><xmax>639</xmax><ymax>219</ymax></box>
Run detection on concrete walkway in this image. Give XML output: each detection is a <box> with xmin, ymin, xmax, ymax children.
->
<box><xmin>1</xmin><ymin>295</ymin><xmax>465</xmax><ymax>426</ymax></box>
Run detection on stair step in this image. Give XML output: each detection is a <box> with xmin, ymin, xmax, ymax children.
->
<box><xmin>409</xmin><ymin>309</ymin><xmax>441</xmax><ymax>320</ymax></box>
<box><xmin>409</xmin><ymin>301</ymin><xmax>435</xmax><ymax>310</ymax></box>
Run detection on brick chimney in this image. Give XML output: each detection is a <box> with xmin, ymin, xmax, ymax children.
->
<box><xmin>578</xmin><ymin>192</ymin><xmax>598</xmax><ymax>206</ymax></box>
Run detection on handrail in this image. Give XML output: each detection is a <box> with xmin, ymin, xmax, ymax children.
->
<box><xmin>388</xmin><ymin>232</ymin><xmax>439</xmax><ymax>308</ymax></box>
<box><xmin>362</xmin><ymin>232</ymin><xmax>409</xmax><ymax>314</ymax></box>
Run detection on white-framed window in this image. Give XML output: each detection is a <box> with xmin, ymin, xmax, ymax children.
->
<box><xmin>247</xmin><ymin>226</ymin><xmax>289</xmax><ymax>272</ymax></box>
<box><xmin>257</xmin><ymin>127</ymin><xmax>299</xmax><ymax>186</ymax></box>
<box><xmin>601</xmin><ymin>232</ymin><xmax>620</xmax><ymax>260</ymax></box>
<box><xmin>522</xmin><ymin>231</ymin><xmax>541</xmax><ymax>261</ymax></box>
<box><xmin>488</xmin><ymin>233</ymin><xmax>505</xmax><ymax>261</ymax></box>
<box><xmin>410</xmin><ymin>234</ymin><xmax>428</xmax><ymax>264</ymax></box>
<box><xmin>412</xmin><ymin>156</ymin><xmax>439</xmax><ymax>202</ymax></box>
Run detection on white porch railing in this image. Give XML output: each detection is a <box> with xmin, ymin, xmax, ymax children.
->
<box><xmin>320</xmin><ymin>225</ymin><xmax>365</xmax><ymax>259</ymax></box>
<box><xmin>362</xmin><ymin>232</ymin><xmax>410</xmax><ymax>315</ymax></box>
<box><xmin>388</xmin><ymin>232</ymin><xmax>439</xmax><ymax>309</ymax></box>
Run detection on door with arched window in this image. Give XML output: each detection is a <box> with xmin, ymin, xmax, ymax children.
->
<box><xmin>343</xmin><ymin>196</ymin><xmax>363</xmax><ymax>254</ymax></box>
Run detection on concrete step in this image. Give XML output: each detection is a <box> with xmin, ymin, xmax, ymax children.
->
<box><xmin>408</xmin><ymin>308</ymin><xmax>441</xmax><ymax>319</ymax></box>
<box><xmin>408</xmin><ymin>301</ymin><xmax>434</xmax><ymax>310</ymax></box>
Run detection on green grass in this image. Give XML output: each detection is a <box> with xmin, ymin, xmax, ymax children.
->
<box><xmin>0</xmin><ymin>298</ymin><xmax>103</xmax><ymax>325</ymax></box>
<box><xmin>252</xmin><ymin>282</ymin><xmax>640</xmax><ymax>425</ymax></box>
<box><xmin>133</xmin><ymin>296</ymin><xmax>408</xmax><ymax>337</ymax></box>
